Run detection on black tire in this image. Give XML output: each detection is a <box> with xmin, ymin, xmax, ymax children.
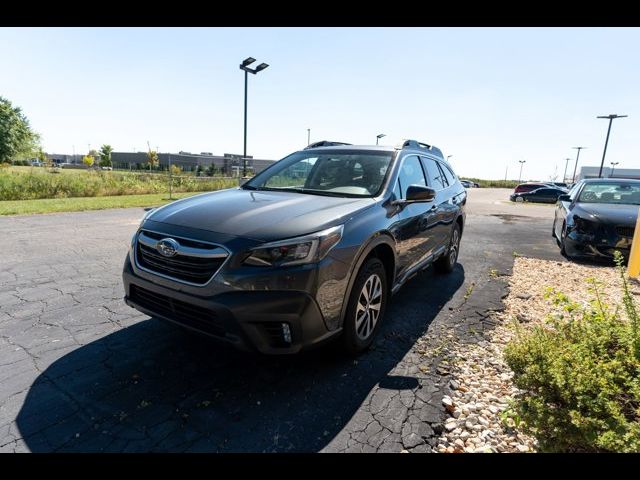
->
<box><xmin>342</xmin><ymin>257</ymin><xmax>388</xmax><ymax>355</ymax></box>
<box><xmin>559</xmin><ymin>222</ymin><xmax>567</xmax><ymax>255</ymax></box>
<box><xmin>435</xmin><ymin>223</ymin><xmax>461</xmax><ymax>274</ymax></box>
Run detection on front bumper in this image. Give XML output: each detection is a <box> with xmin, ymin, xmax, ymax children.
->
<box><xmin>563</xmin><ymin>229</ymin><xmax>631</xmax><ymax>261</ymax></box>
<box><xmin>123</xmin><ymin>256</ymin><xmax>340</xmax><ymax>354</ymax></box>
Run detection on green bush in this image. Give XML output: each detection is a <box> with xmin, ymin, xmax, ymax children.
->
<box><xmin>504</xmin><ymin>252</ymin><xmax>640</xmax><ymax>452</ymax></box>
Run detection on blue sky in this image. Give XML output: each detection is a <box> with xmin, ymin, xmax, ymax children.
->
<box><xmin>1</xmin><ymin>27</ymin><xmax>638</xmax><ymax>180</ymax></box>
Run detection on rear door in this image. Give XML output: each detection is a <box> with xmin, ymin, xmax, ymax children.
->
<box><xmin>420</xmin><ymin>156</ymin><xmax>451</xmax><ymax>251</ymax></box>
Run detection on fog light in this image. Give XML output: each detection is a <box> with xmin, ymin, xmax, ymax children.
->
<box><xmin>282</xmin><ymin>323</ymin><xmax>292</xmax><ymax>344</ymax></box>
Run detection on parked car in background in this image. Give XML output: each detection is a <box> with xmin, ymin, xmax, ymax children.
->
<box><xmin>513</xmin><ymin>182</ymin><xmax>550</xmax><ymax>194</ymax></box>
<box><xmin>460</xmin><ymin>179</ymin><xmax>479</xmax><ymax>188</ymax></box>
<box><xmin>30</xmin><ymin>160</ymin><xmax>43</xmax><ymax>167</ymax></box>
<box><xmin>550</xmin><ymin>182</ymin><xmax>568</xmax><ymax>188</ymax></box>
<box><xmin>510</xmin><ymin>186</ymin><xmax>567</xmax><ymax>203</ymax></box>
<box><xmin>553</xmin><ymin>178</ymin><xmax>640</xmax><ymax>260</ymax></box>
<box><xmin>123</xmin><ymin>139</ymin><xmax>466</xmax><ymax>355</ymax></box>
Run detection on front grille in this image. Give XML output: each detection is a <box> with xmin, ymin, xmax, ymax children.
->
<box><xmin>615</xmin><ymin>226</ymin><xmax>635</xmax><ymax>238</ymax></box>
<box><xmin>135</xmin><ymin>230</ymin><xmax>229</xmax><ymax>285</ymax></box>
<box><xmin>130</xmin><ymin>285</ymin><xmax>225</xmax><ymax>337</ymax></box>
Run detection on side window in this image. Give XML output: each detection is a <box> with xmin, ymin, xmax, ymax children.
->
<box><xmin>421</xmin><ymin>157</ymin><xmax>446</xmax><ymax>190</ymax></box>
<box><xmin>397</xmin><ymin>155</ymin><xmax>426</xmax><ymax>198</ymax></box>
<box><xmin>440</xmin><ymin>162</ymin><xmax>456</xmax><ymax>186</ymax></box>
<box><xmin>436</xmin><ymin>163</ymin><xmax>450</xmax><ymax>188</ymax></box>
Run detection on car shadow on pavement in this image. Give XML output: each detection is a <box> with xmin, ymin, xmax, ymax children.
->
<box><xmin>16</xmin><ymin>265</ymin><xmax>465</xmax><ymax>452</ymax></box>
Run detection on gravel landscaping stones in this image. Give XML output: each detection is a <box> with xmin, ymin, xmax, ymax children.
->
<box><xmin>434</xmin><ymin>256</ymin><xmax>633</xmax><ymax>453</ymax></box>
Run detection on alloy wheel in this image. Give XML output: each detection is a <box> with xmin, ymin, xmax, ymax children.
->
<box><xmin>355</xmin><ymin>274</ymin><xmax>383</xmax><ymax>340</ymax></box>
<box><xmin>449</xmin><ymin>228</ymin><xmax>460</xmax><ymax>267</ymax></box>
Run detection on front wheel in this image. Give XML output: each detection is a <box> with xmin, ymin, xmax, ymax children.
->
<box><xmin>559</xmin><ymin>222</ymin><xmax>568</xmax><ymax>255</ymax></box>
<box><xmin>342</xmin><ymin>258</ymin><xmax>388</xmax><ymax>355</ymax></box>
<box><xmin>435</xmin><ymin>224</ymin><xmax>461</xmax><ymax>274</ymax></box>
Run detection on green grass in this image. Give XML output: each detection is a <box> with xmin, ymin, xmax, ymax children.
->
<box><xmin>0</xmin><ymin>167</ymin><xmax>237</xmax><ymax>201</ymax></box>
<box><xmin>0</xmin><ymin>192</ymin><xmax>207</xmax><ymax>216</ymax></box>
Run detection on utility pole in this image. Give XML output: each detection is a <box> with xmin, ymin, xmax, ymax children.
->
<box><xmin>168</xmin><ymin>153</ymin><xmax>173</xmax><ymax>199</ymax></box>
<box><xmin>563</xmin><ymin>158</ymin><xmax>571</xmax><ymax>183</ymax></box>
<box><xmin>518</xmin><ymin>160</ymin><xmax>526</xmax><ymax>183</ymax></box>
<box><xmin>571</xmin><ymin>146</ymin><xmax>585</xmax><ymax>183</ymax></box>
<box><xmin>504</xmin><ymin>165</ymin><xmax>508</xmax><ymax>182</ymax></box>
<box><xmin>307</xmin><ymin>128</ymin><xmax>311</xmax><ymax>146</ymax></box>
<box><xmin>597</xmin><ymin>114</ymin><xmax>628</xmax><ymax>178</ymax></box>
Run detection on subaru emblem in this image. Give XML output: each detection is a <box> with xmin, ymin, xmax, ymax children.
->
<box><xmin>156</xmin><ymin>238</ymin><xmax>180</xmax><ymax>257</ymax></box>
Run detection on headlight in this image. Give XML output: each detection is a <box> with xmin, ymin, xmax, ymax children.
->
<box><xmin>573</xmin><ymin>216</ymin><xmax>597</xmax><ymax>234</ymax></box>
<box><xmin>244</xmin><ymin>225</ymin><xmax>344</xmax><ymax>267</ymax></box>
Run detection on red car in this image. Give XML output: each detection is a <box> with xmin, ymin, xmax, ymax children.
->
<box><xmin>514</xmin><ymin>183</ymin><xmax>550</xmax><ymax>194</ymax></box>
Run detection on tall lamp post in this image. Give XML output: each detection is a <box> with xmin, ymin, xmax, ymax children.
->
<box><xmin>518</xmin><ymin>160</ymin><xmax>526</xmax><ymax>183</ymax></box>
<box><xmin>610</xmin><ymin>161</ymin><xmax>619</xmax><ymax>178</ymax></box>
<box><xmin>239</xmin><ymin>57</ymin><xmax>269</xmax><ymax>177</ymax></box>
<box><xmin>563</xmin><ymin>157</ymin><xmax>571</xmax><ymax>183</ymax></box>
<box><xmin>571</xmin><ymin>146</ymin><xmax>586</xmax><ymax>183</ymax></box>
<box><xmin>597</xmin><ymin>114</ymin><xmax>627</xmax><ymax>178</ymax></box>
<box><xmin>307</xmin><ymin>128</ymin><xmax>311</xmax><ymax>146</ymax></box>
<box><xmin>376</xmin><ymin>134</ymin><xmax>386</xmax><ymax>145</ymax></box>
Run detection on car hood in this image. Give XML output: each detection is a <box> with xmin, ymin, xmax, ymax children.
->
<box><xmin>145</xmin><ymin>188</ymin><xmax>375</xmax><ymax>241</ymax></box>
<box><xmin>573</xmin><ymin>202</ymin><xmax>639</xmax><ymax>225</ymax></box>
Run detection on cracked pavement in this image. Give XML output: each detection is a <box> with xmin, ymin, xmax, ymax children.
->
<box><xmin>0</xmin><ymin>189</ymin><xmax>564</xmax><ymax>452</ymax></box>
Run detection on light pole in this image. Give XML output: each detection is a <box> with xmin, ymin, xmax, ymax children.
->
<box><xmin>307</xmin><ymin>128</ymin><xmax>311</xmax><ymax>146</ymax></box>
<box><xmin>610</xmin><ymin>161</ymin><xmax>619</xmax><ymax>178</ymax></box>
<box><xmin>571</xmin><ymin>146</ymin><xmax>586</xmax><ymax>183</ymax></box>
<box><xmin>239</xmin><ymin>57</ymin><xmax>269</xmax><ymax>177</ymax></box>
<box><xmin>563</xmin><ymin>157</ymin><xmax>571</xmax><ymax>183</ymax></box>
<box><xmin>597</xmin><ymin>114</ymin><xmax>627</xmax><ymax>178</ymax></box>
<box><xmin>518</xmin><ymin>160</ymin><xmax>526</xmax><ymax>183</ymax></box>
<box><xmin>376</xmin><ymin>134</ymin><xmax>386</xmax><ymax>145</ymax></box>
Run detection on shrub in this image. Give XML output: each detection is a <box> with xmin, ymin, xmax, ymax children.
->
<box><xmin>504</xmin><ymin>252</ymin><xmax>640</xmax><ymax>452</ymax></box>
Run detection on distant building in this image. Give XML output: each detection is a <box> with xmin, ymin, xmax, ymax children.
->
<box><xmin>108</xmin><ymin>151</ymin><xmax>276</xmax><ymax>176</ymax></box>
<box><xmin>577</xmin><ymin>165</ymin><xmax>640</xmax><ymax>181</ymax></box>
<box><xmin>46</xmin><ymin>153</ymin><xmax>83</xmax><ymax>165</ymax></box>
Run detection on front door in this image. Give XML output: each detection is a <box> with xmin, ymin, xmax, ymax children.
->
<box><xmin>391</xmin><ymin>155</ymin><xmax>439</xmax><ymax>279</ymax></box>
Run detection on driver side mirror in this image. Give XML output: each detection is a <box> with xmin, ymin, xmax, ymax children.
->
<box><xmin>393</xmin><ymin>185</ymin><xmax>436</xmax><ymax>205</ymax></box>
<box><xmin>558</xmin><ymin>194</ymin><xmax>571</xmax><ymax>202</ymax></box>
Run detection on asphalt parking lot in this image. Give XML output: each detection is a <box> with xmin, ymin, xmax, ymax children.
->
<box><xmin>0</xmin><ymin>188</ymin><xmax>565</xmax><ymax>452</ymax></box>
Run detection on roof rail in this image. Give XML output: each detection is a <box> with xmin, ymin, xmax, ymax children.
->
<box><xmin>397</xmin><ymin>139</ymin><xmax>444</xmax><ymax>159</ymax></box>
<box><xmin>304</xmin><ymin>140</ymin><xmax>352</xmax><ymax>149</ymax></box>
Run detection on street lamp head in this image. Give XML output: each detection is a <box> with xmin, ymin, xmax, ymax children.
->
<box><xmin>376</xmin><ymin>134</ymin><xmax>386</xmax><ymax>139</ymax></box>
<box><xmin>254</xmin><ymin>63</ymin><xmax>269</xmax><ymax>72</ymax></box>
<box><xmin>597</xmin><ymin>114</ymin><xmax>628</xmax><ymax>119</ymax></box>
<box><xmin>241</xmin><ymin>57</ymin><xmax>256</xmax><ymax>67</ymax></box>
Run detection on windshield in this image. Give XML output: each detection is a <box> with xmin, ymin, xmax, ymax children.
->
<box><xmin>243</xmin><ymin>150</ymin><xmax>394</xmax><ymax>197</ymax></box>
<box><xmin>578</xmin><ymin>182</ymin><xmax>640</xmax><ymax>205</ymax></box>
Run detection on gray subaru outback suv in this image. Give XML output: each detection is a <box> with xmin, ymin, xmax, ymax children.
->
<box><xmin>123</xmin><ymin>139</ymin><xmax>466</xmax><ymax>354</ymax></box>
